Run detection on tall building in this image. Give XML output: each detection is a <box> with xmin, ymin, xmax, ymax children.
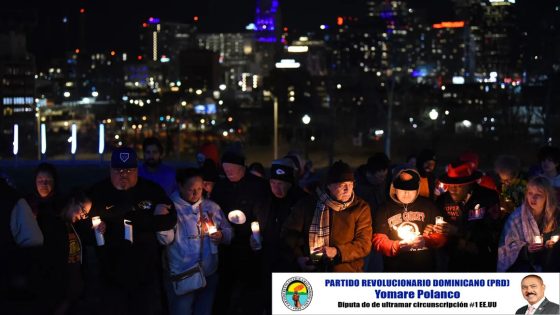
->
<box><xmin>0</xmin><ymin>31</ymin><xmax>36</xmax><ymax>157</ymax></box>
<box><xmin>255</xmin><ymin>0</ymin><xmax>281</xmax><ymax>43</ymax></box>
<box><xmin>197</xmin><ymin>33</ymin><xmax>256</xmax><ymax>90</ymax></box>
<box><xmin>254</xmin><ymin>0</ymin><xmax>282</xmax><ymax>76</ymax></box>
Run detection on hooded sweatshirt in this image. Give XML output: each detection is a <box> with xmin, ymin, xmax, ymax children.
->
<box><xmin>372</xmin><ymin>169</ymin><xmax>445</xmax><ymax>272</ymax></box>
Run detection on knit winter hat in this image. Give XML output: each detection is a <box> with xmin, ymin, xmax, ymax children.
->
<box><xmin>366</xmin><ymin>152</ymin><xmax>390</xmax><ymax>173</ymax></box>
<box><xmin>326</xmin><ymin>160</ymin><xmax>354</xmax><ymax>184</ymax></box>
<box><xmin>393</xmin><ymin>169</ymin><xmax>420</xmax><ymax>191</ymax></box>
<box><xmin>221</xmin><ymin>150</ymin><xmax>245</xmax><ymax>166</ymax></box>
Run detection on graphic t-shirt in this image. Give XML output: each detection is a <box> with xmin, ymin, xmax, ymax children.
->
<box><xmin>68</xmin><ymin>225</ymin><xmax>80</xmax><ymax>264</ymax></box>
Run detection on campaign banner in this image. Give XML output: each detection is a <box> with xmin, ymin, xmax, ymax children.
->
<box><xmin>272</xmin><ymin>273</ymin><xmax>560</xmax><ymax>315</ymax></box>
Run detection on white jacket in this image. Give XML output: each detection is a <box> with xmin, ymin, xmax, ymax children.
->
<box><xmin>158</xmin><ymin>192</ymin><xmax>233</xmax><ymax>276</ymax></box>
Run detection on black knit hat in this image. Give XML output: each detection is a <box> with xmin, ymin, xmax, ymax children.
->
<box><xmin>366</xmin><ymin>152</ymin><xmax>390</xmax><ymax>173</ymax></box>
<box><xmin>200</xmin><ymin>158</ymin><xmax>218</xmax><ymax>182</ymax></box>
<box><xmin>393</xmin><ymin>169</ymin><xmax>420</xmax><ymax>191</ymax></box>
<box><xmin>270</xmin><ymin>158</ymin><xmax>295</xmax><ymax>183</ymax></box>
<box><xmin>326</xmin><ymin>160</ymin><xmax>354</xmax><ymax>184</ymax></box>
<box><xmin>221</xmin><ymin>150</ymin><xmax>245</xmax><ymax>166</ymax></box>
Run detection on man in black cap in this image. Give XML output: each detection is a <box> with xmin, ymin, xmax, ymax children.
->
<box><xmin>87</xmin><ymin>147</ymin><xmax>177</xmax><ymax>315</ymax></box>
<box><xmin>282</xmin><ymin>160</ymin><xmax>372</xmax><ymax>272</ymax></box>
<box><xmin>211</xmin><ymin>148</ymin><xmax>269</xmax><ymax>315</ymax></box>
<box><xmin>258</xmin><ymin>158</ymin><xmax>307</xmax><ymax>270</ymax></box>
<box><xmin>432</xmin><ymin>161</ymin><xmax>501</xmax><ymax>271</ymax></box>
<box><xmin>256</xmin><ymin>158</ymin><xmax>307</xmax><ymax>313</ymax></box>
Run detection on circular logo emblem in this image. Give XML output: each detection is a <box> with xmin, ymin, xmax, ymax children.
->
<box><xmin>282</xmin><ymin>276</ymin><xmax>313</xmax><ymax>311</ymax></box>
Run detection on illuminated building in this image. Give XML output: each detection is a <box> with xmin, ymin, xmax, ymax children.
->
<box><xmin>255</xmin><ymin>0</ymin><xmax>281</xmax><ymax>43</ymax></box>
<box><xmin>197</xmin><ymin>33</ymin><xmax>257</xmax><ymax>90</ymax></box>
<box><xmin>0</xmin><ymin>30</ymin><xmax>36</xmax><ymax>156</ymax></box>
<box><xmin>254</xmin><ymin>0</ymin><xmax>282</xmax><ymax>76</ymax></box>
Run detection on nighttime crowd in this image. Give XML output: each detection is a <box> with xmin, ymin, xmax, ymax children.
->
<box><xmin>1</xmin><ymin>137</ymin><xmax>560</xmax><ymax>315</ymax></box>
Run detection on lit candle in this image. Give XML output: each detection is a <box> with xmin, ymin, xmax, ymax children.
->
<box><xmin>251</xmin><ymin>221</ymin><xmax>262</xmax><ymax>250</ymax></box>
<box><xmin>534</xmin><ymin>235</ymin><xmax>543</xmax><ymax>244</ymax></box>
<box><xmin>473</xmin><ymin>204</ymin><xmax>481</xmax><ymax>218</ymax></box>
<box><xmin>207</xmin><ymin>224</ymin><xmax>218</xmax><ymax>235</ymax></box>
<box><xmin>124</xmin><ymin>219</ymin><xmax>133</xmax><ymax>243</ymax></box>
<box><xmin>310</xmin><ymin>251</ymin><xmax>323</xmax><ymax>264</ymax></box>
<box><xmin>435</xmin><ymin>216</ymin><xmax>445</xmax><ymax>225</ymax></box>
<box><xmin>551</xmin><ymin>235</ymin><xmax>559</xmax><ymax>243</ymax></box>
<box><xmin>91</xmin><ymin>216</ymin><xmax>105</xmax><ymax>246</ymax></box>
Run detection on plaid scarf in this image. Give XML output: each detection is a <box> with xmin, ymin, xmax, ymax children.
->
<box><xmin>309</xmin><ymin>188</ymin><xmax>354</xmax><ymax>253</ymax></box>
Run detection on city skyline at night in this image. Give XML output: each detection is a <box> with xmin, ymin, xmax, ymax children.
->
<box><xmin>0</xmin><ymin>0</ymin><xmax>558</xmax><ymax>165</ymax></box>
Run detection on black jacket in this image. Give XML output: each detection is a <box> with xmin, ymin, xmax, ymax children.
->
<box><xmin>436</xmin><ymin>184</ymin><xmax>501</xmax><ymax>272</ymax></box>
<box><xmin>258</xmin><ymin>185</ymin><xmax>307</xmax><ymax>272</ymax></box>
<box><xmin>211</xmin><ymin>172</ymin><xmax>268</xmax><ymax>258</ymax></box>
<box><xmin>373</xmin><ymin>196</ymin><xmax>443</xmax><ymax>272</ymax></box>
<box><xmin>88</xmin><ymin>177</ymin><xmax>177</xmax><ymax>288</ymax></box>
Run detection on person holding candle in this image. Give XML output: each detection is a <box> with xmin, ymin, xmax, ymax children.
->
<box><xmin>157</xmin><ymin>167</ymin><xmax>232</xmax><ymax>315</ymax></box>
<box><xmin>256</xmin><ymin>158</ymin><xmax>306</xmax><ymax>270</ymax></box>
<box><xmin>372</xmin><ymin>169</ymin><xmax>446</xmax><ymax>272</ymax></box>
<box><xmin>498</xmin><ymin>176</ymin><xmax>560</xmax><ymax>271</ymax></box>
<box><xmin>87</xmin><ymin>147</ymin><xmax>177</xmax><ymax>315</ymax></box>
<box><xmin>435</xmin><ymin>160</ymin><xmax>501</xmax><ymax>272</ymax></box>
<box><xmin>210</xmin><ymin>146</ymin><xmax>269</xmax><ymax>315</ymax></box>
<box><xmin>39</xmin><ymin>191</ymin><xmax>99</xmax><ymax>315</ymax></box>
<box><xmin>282</xmin><ymin>160</ymin><xmax>372</xmax><ymax>272</ymax></box>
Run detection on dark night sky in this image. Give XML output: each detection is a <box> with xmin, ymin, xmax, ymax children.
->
<box><xmin>3</xmin><ymin>0</ymin><xmax>456</xmax><ymax>66</ymax></box>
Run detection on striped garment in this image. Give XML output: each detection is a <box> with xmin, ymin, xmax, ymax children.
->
<box><xmin>308</xmin><ymin>188</ymin><xmax>354</xmax><ymax>254</ymax></box>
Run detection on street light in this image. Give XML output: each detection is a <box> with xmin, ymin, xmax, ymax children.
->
<box><xmin>429</xmin><ymin>109</ymin><xmax>439</xmax><ymax>120</ymax></box>
<box><xmin>40</xmin><ymin>123</ymin><xmax>47</xmax><ymax>158</ymax></box>
<box><xmin>301</xmin><ymin>114</ymin><xmax>311</xmax><ymax>159</ymax></box>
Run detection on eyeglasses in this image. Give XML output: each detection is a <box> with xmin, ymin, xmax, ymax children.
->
<box><xmin>78</xmin><ymin>204</ymin><xmax>89</xmax><ymax>219</ymax></box>
<box><xmin>112</xmin><ymin>168</ymin><xmax>136</xmax><ymax>174</ymax></box>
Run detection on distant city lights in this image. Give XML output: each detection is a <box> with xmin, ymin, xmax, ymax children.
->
<box><xmin>287</xmin><ymin>46</ymin><xmax>309</xmax><ymax>53</ymax></box>
<box><xmin>337</xmin><ymin>17</ymin><xmax>344</xmax><ymax>26</ymax></box>
<box><xmin>148</xmin><ymin>17</ymin><xmax>160</xmax><ymax>24</ymax></box>
<box><xmin>275</xmin><ymin>59</ymin><xmax>300</xmax><ymax>69</ymax></box>
<box><xmin>452</xmin><ymin>76</ymin><xmax>465</xmax><ymax>85</ymax></box>
<box><xmin>432</xmin><ymin>21</ymin><xmax>465</xmax><ymax>29</ymax></box>
<box><xmin>429</xmin><ymin>109</ymin><xmax>439</xmax><ymax>120</ymax></box>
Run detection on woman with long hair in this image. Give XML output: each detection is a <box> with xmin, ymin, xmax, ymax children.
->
<box><xmin>498</xmin><ymin>176</ymin><xmax>560</xmax><ymax>271</ymax></box>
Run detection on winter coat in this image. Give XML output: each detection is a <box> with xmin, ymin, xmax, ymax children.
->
<box><xmin>282</xmin><ymin>193</ymin><xmax>372</xmax><ymax>272</ymax></box>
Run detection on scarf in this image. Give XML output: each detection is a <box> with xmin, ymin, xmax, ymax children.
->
<box><xmin>308</xmin><ymin>188</ymin><xmax>354</xmax><ymax>253</ymax></box>
<box><xmin>497</xmin><ymin>204</ymin><xmax>541</xmax><ymax>271</ymax></box>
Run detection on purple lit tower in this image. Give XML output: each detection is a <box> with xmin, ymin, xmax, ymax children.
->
<box><xmin>254</xmin><ymin>0</ymin><xmax>282</xmax><ymax>75</ymax></box>
<box><xmin>255</xmin><ymin>0</ymin><xmax>281</xmax><ymax>43</ymax></box>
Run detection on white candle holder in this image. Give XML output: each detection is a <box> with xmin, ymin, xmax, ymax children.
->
<box><xmin>92</xmin><ymin>216</ymin><xmax>105</xmax><ymax>246</ymax></box>
<box><xmin>124</xmin><ymin>219</ymin><xmax>133</xmax><ymax>243</ymax></box>
<box><xmin>251</xmin><ymin>221</ymin><xmax>262</xmax><ymax>250</ymax></box>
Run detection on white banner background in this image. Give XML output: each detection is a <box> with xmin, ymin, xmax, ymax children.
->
<box><xmin>272</xmin><ymin>273</ymin><xmax>560</xmax><ymax>315</ymax></box>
